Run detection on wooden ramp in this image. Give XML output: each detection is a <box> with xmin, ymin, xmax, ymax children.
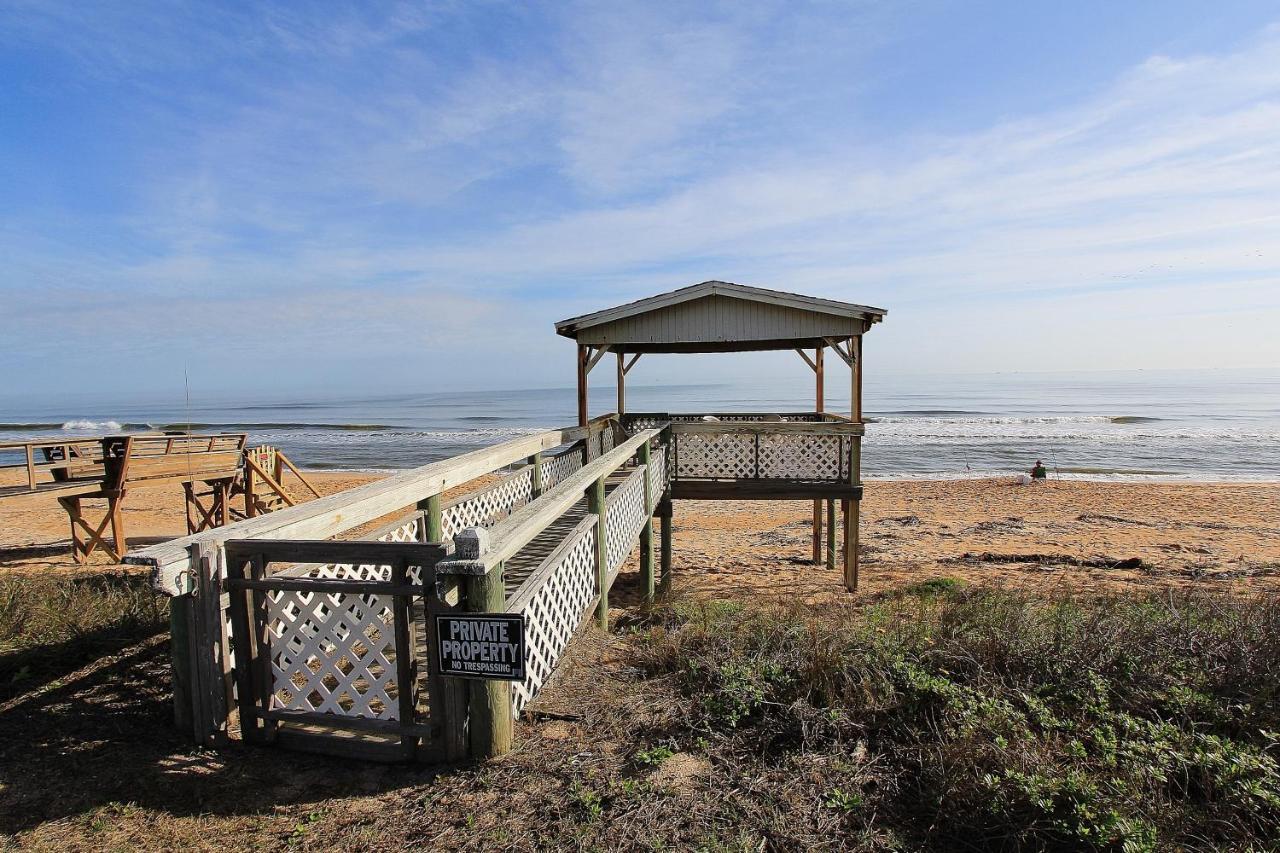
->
<box><xmin>501</xmin><ymin>465</ymin><xmax>639</xmax><ymax>597</ymax></box>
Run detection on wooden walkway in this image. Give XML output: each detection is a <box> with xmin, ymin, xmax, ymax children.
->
<box><xmin>502</xmin><ymin>464</ymin><xmax>637</xmax><ymax>597</ymax></box>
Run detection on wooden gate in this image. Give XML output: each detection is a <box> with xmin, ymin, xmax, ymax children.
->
<box><xmin>224</xmin><ymin>539</ymin><xmax>454</xmax><ymax>762</ymax></box>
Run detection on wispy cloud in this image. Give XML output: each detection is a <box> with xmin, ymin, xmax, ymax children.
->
<box><xmin>0</xmin><ymin>4</ymin><xmax>1277</xmax><ymax>394</ymax></box>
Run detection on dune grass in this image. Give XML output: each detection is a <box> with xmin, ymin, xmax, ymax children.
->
<box><xmin>0</xmin><ymin>572</ymin><xmax>167</xmax><ymax>697</ymax></box>
<box><xmin>629</xmin><ymin>585</ymin><xmax>1280</xmax><ymax>850</ymax></box>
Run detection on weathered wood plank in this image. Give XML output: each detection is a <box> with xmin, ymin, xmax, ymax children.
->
<box><xmin>131</xmin><ymin>419</ymin><xmax>617</xmax><ymax>596</ymax></box>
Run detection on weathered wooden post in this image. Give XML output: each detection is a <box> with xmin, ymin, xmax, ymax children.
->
<box><xmin>437</xmin><ymin>527</ymin><xmax>514</xmax><ymax>759</ymax></box>
<box><xmin>587</xmin><ymin>474</ymin><xmax>609</xmax><ymax>629</ymax></box>
<box><xmin>528</xmin><ymin>451</ymin><xmax>543</xmax><ymax>498</ymax></box>
<box><xmin>638</xmin><ymin>440</ymin><xmax>655</xmax><ymax>604</ymax></box>
<box><xmin>420</xmin><ymin>492</ymin><xmax>471</xmax><ymax>761</ymax></box>
<box><xmin>825</xmin><ymin>499</ymin><xmax>836</xmax><ymax>571</ymax></box>
<box><xmin>813</xmin><ymin>344</ymin><xmax>825</xmax><ymax>563</ymax></box>
<box><xmin>657</xmin><ymin>498</ymin><xmax>673</xmax><ymax>592</ymax></box>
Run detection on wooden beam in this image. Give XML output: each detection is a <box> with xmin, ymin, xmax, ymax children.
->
<box><xmin>853</xmin><ymin>334</ymin><xmax>863</xmax><ymax>423</ymax></box>
<box><xmin>616</xmin><ymin>351</ymin><xmax>625</xmax><ymax>416</ymax></box>
<box><xmin>577</xmin><ymin>344</ymin><xmax>588</xmax><ymax>427</ymax></box>
<box><xmin>467</xmin><ymin>562</ymin><xmax>513</xmax><ymax>758</ymax></box>
<box><xmin>585</xmin><ymin>344</ymin><xmax>611</xmax><ymax>374</ymax></box>
<box><xmin>795</xmin><ymin>349</ymin><xmax>817</xmax><ymax>372</ymax></box>
<box><xmin>622</xmin><ymin>353</ymin><xmax>642</xmax><ymax>374</ymax></box>
<box><xmin>823</xmin><ymin>337</ymin><xmax>853</xmax><ymax>367</ymax></box>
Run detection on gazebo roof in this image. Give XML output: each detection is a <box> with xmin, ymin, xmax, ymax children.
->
<box><xmin>555</xmin><ymin>281</ymin><xmax>886</xmax><ymax>354</ymax></box>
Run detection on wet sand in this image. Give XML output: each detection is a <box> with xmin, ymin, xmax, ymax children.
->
<box><xmin>2</xmin><ymin>469</ymin><xmax>1278</xmax><ymax>600</ymax></box>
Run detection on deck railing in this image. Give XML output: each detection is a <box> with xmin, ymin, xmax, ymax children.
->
<box><xmin>130</xmin><ymin>410</ymin><xmax>863</xmax><ymax>763</ymax></box>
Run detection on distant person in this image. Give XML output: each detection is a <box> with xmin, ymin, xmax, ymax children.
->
<box><xmin>1030</xmin><ymin>460</ymin><xmax>1048</xmax><ymax>481</ymax></box>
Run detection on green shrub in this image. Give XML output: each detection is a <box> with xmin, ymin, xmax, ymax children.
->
<box><xmin>633</xmin><ymin>586</ymin><xmax>1280</xmax><ymax>850</ymax></box>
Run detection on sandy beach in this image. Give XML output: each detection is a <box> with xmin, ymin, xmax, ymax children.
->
<box><xmin>2</xmin><ymin>469</ymin><xmax>1277</xmax><ymax>600</ymax></box>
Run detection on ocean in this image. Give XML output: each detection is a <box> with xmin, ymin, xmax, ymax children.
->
<box><xmin>2</xmin><ymin>369</ymin><xmax>1277</xmax><ymax>481</ymax></box>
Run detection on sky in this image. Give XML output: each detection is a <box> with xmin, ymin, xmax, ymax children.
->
<box><xmin>2</xmin><ymin>0</ymin><xmax>1279</xmax><ymax>402</ymax></box>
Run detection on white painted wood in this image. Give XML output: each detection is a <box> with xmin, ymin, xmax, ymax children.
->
<box><xmin>133</xmin><ymin>420</ymin><xmax>615</xmax><ymax>596</ymax></box>
<box><xmin>437</xmin><ymin>428</ymin><xmax>661</xmax><ymax>576</ymax></box>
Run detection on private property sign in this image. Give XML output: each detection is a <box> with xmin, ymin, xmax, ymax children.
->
<box><xmin>434</xmin><ymin>613</ymin><xmax>526</xmax><ymax>681</ymax></box>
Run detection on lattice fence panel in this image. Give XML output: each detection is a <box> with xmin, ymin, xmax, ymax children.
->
<box><xmin>647</xmin><ymin>451</ymin><xmax>668</xmax><ymax>505</ymax></box>
<box><xmin>601</xmin><ymin>427</ymin><xmax>615</xmax><ymax>454</ymax></box>
<box><xmin>758</xmin><ymin>434</ymin><xmax>844</xmax><ymax>480</ymax></box>
<box><xmin>441</xmin><ymin>466</ymin><xmax>535</xmax><ymax>540</ymax></box>
<box><xmin>605</xmin><ymin>469</ymin><xmax>647</xmax><ymax>577</ymax></box>
<box><xmin>510</xmin><ymin>525</ymin><xmax>597</xmax><ymax>713</ymax></box>
<box><xmin>542</xmin><ymin>447</ymin><xmax>584</xmax><ymax>489</ymax></box>
<box><xmin>265</xmin><ymin>588</ymin><xmax>402</xmax><ymax>720</ymax></box>
<box><xmin>676</xmin><ymin>433</ymin><xmax>756</xmax><ymax>479</ymax></box>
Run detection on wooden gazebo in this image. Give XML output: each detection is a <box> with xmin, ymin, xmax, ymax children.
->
<box><xmin>557</xmin><ymin>280</ymin><xmax>886</xmax><ymax>589</ymax></box>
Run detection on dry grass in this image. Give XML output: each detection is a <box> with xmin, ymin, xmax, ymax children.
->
<box><xmin>3</xmin><ymin>572</ymin><xmax>1280</xmax><ymax>850</ymax></box>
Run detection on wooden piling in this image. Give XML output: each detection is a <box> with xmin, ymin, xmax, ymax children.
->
<box><xmin>638</xmin><ymin>441</ymin><xmax>654</xmax><ymax>604</ymax></box>
<box><xmin>587</xmin><ymin>475</ymin><xmax>608</xmax><ymax>629</ymax></box>
<box><xmin>465</xmin><ymin>562</ymin><xmax>512</xmax><ymax>759</ymax></box>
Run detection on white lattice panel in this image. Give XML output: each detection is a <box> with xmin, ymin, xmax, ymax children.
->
<box><xmin>604</xmin><ymin>469</ymin><xmax>647</xmax><ymax>577</ymax></box>
<box><xmin>441</xmin><ymin>466</ymin><xmax>534</xmax><ymax>540</ymax></box>
<box><xmin>676</xmin><ymin>433</ymin><xmax>756</xmax><ymax>479</ymax></box>
<box><xmin>378</xmin><ymin>516</ymin><xmax>421</xmax><ymax>543</ymax></box>
<box><xmin>601</xmin><ymin>428</ymin><xmax>615</xmax><ymax>454</ymax></box>
<box><xmin>265</xmin><ymin>588</ymin><xmax>402</xmax><ymax>720</ymax></box>
<box><xmin>647</xmin><ymin>451</ymin><xmax>668</xmax><ymax>505</ymax></box>
<box><xmin>511</xmin><ymin>526</ymin><xmax>597</xmax><ymax>713</ymax></box>
<box><xmin>542</xmin><ymin>447</ymin><xmax>584</xmax><ymax>489</ymax></box>
<box><xmin>758</xmin><ymin>434</ymin><xmax>843</xmax><ymax>479</ymax></box>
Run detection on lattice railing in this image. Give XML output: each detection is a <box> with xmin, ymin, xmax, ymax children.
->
<box><xmin>604</xmin><ymin>467</ymin><xmax>648</xmax><ymax>579</ymax></box>
<box><xmin>506</xmin><ymin>519</ymin><xmax>598</xmax><ymax>714</ymax></box>
<box><xmin>673</xmin><ymin>429</ymin><xmax>853</xmax><ymax>482</ymax></box>
<box><xmin>676</xmin><ymin>432</ymin><xmax>756</xmax><ymax>479</ymax></box>
<box><xmin>647</xmin><ymin>448</ymin><xmax>668</xmax><ymax>506</ymax></box>
<box><xmin>759</xmin><ymin>433</ymin><xmax>844</xmax><ymax>479</ymax></box>
<box><xmin>441</xmin><ymin>465</ymin><xmax>535</xmax><ymax>541</ymax></box>
<box><xmin>542</xmin><ymin>444</ymin><xmax>586</xmax><ymax>490</ymax></box>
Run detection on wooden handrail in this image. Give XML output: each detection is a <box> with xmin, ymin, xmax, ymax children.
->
<box><xmin>131</xmin><ymin>415</ymin><xmax>621</xmax><ymax>596</ymax></box>
<box><xmin>670</xmin><ymin>421</ymin><xmax>864</xmax><ymax>436</ymax></box>
<box><xmin>436</xmin><ymin>427</ymin><xmax>663</xmax><ymax>577</ymax></box>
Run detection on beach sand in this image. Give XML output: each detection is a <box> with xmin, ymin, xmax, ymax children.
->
<box><xmin>2</xmin><ymin>469</ymin><xmax>1277</xmax><ymax>600</ymax></box>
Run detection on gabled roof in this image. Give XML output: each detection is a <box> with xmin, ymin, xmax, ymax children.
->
<box><xmin>555</xmin><ymin>280</ymin><xmax>886</xmax><ymax>338</ymax></box>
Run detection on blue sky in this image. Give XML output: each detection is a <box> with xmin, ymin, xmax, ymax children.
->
<box><xmin>2</xmin><ymin>1</ymin><xmax>1278</xmax><ymax>401</ymax></box>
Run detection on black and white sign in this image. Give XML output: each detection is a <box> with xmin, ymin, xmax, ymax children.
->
<box><xmin>434</xmin><ymin>613</ymin><xmax>526</xmax><ymax>681</ymax></box>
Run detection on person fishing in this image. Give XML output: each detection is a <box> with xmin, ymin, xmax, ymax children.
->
<box><xmin>1030</xmin><ymin>459</ymin><xmax>1048</xmax><ymax>481</ymax></box>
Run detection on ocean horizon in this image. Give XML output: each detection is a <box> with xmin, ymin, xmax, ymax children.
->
<box><xmin>2</xmin><ymin>368</ymin><xmax>1277</xmax><ymax>483</ymax></box>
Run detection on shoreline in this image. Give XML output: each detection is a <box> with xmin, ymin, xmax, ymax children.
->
<box><xmin>298</xmin><ymin>465</ymin><xmax>1280</xmax><ymax>485</ymax></box>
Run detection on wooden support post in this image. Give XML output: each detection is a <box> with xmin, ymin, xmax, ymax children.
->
<box><xmin>169</xmin><ymin>594</ymin><xmax>195</xmax><ymax>733</ymax></box>
<box><xmin>421</xmin><ymin>493</ymin><xmax>469</xmax><ymax>762</ymax></box>
<box><xmin>616</xmin><ymin>350</ymin><xmax>626</xmax><ymax>416</ymax></box>
<box><xmin>813</xmin><ymin>344</ymin><xmax>825</xmax><ymax>563</ymax></box>
<box><xmin>465</xmin><ymin>561</ymin><xmax>512</xmax><ymax>759</ymax></box>
<box><xmin>852</xmin><ymin>334</ymin><xmax>863</xmax><ymax>423</ymax></box>
<box><xmin>826</xmin><ymin>499</ymin><xmax>837</xmax><ymax>570</ymax></box>
<box><xmin>421</xmin><ymin>493</ymin><xmax>442</xmax><ymax>542</ymax></box>
<box><xmin>657</xmin><ymin>499</ymin><xmax>673</xmax><ymax>592</ymax></box>
<box><xmin>812</xmin><ymin>502</ymin><xmax>823</xmax><ymax>564</ymax></box>
<box><xmin>577</xmin><ymin>344</ymin><xmax>589</xmax><ymax>427</ymax></box>
<box><xmin>528</xmin><ymin>452</ymin><xmax>543</xmax><ymax>498</ymax></box>
<box><xmin>587</xmin><ymin>475</ymin><xmax>608</xmax><ymax>630</ymax></box>
<box><xmin>638</xmin><ymin>442</ymin><xmax>654</xmax><ymax>604</ymax></box>
<box><xmin>843</xmin><ymin>499</ymin><xmax>857</xmax><ymax>591</ymax></box>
